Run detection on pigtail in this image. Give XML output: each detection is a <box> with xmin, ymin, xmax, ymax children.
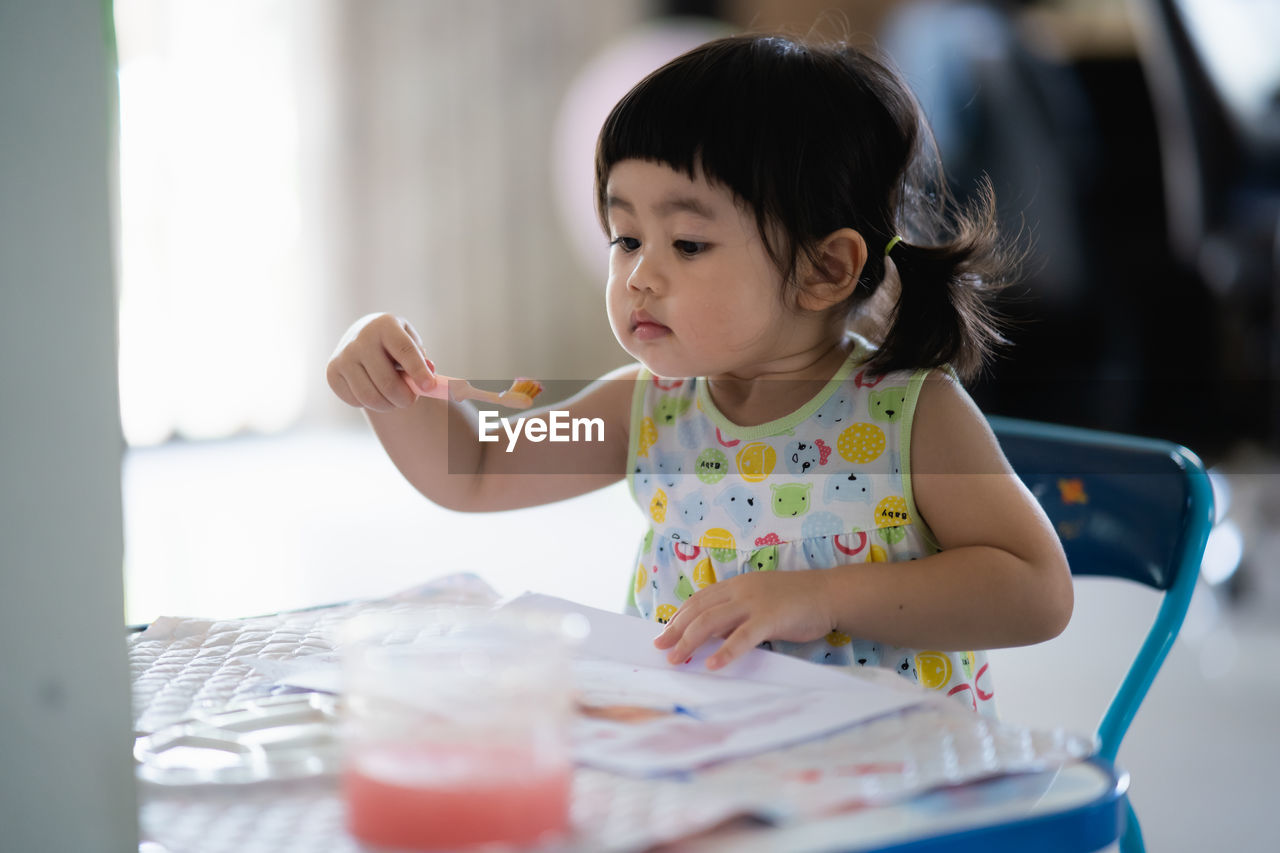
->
<box><xmin>863</xmin><ymin>172</ymin><xmax>1019</xmax><ymax>383</ymax></box>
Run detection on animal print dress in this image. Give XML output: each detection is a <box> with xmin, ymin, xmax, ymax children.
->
<box><xmin>624</xmin><ymin>337</ymin><xmax>996</xmax><ymax>715</ymax></box>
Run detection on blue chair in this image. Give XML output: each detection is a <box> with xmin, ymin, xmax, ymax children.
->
<box><xmin>990</xmin><ymin>416</ymin><xmax>1216</xmax><ymax>853</ymax></box>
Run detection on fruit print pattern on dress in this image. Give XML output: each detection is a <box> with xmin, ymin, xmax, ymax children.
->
<box><xmin>735</xmin><ymin>442</ymin><xmax>776</xmax><ymax>483</ymax></box>
<box><xmin>695</xmin><ymin>448</ymin><xmax>729</xmax><ymax>484</ymax></box>
<box><xmin>837</xmin><ymin>422</ymin><xmax>885</xmax><ymax>464</ymax></box>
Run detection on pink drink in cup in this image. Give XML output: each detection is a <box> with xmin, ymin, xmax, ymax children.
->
<box><xmin>341</xmin><ymin>607</ymin><xmax>578</xmax><ymax>851</ymax></box>
<box><xmin>343</xmin><ymin>741</ymin><xmax>571</xmax><ymax>849</ymax></box>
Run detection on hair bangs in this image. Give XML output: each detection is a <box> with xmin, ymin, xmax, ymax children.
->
<box><xmin>596</xmin><ymin>39</ymin><xmax>779</xmax><ymax>228</ymax></box>
<box><xmin>598</xmin><ymin>39</ymin><xmax>821</xmax><ymax>281</ymax></box>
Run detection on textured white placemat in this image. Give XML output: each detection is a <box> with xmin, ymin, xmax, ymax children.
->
<box><xmin>130</xmin><ymin>577</ymin><xmax>1092</xmax><ymax>852</ymax></box>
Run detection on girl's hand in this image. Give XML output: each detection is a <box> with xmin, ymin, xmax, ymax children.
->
<box><xmin>326</xmin><ymin>313</ymin><xmax>436</xmax><ymax>412</ymax></box>
<box><xmin>653</xmin><ymin>570</ymin><xmax>837</xmax><ymax>670</ymax></box>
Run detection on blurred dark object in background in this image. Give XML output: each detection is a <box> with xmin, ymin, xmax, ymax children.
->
<box><xmin>1127</xmin><ymin>0</ymin><xmax>1280</xmax><ymax>456</ymax></box>
<box><xmin>879</xmin><ymin>0</ymin><xmax>1234</xmax><ymax>458</ymax></box>
<box><xmin>879</xmin><ymin>1</ymin><xmax>1132</xmax><ymax>438</ymax></box>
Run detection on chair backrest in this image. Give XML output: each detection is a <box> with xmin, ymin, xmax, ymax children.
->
<box><xmin>989</xmin><ymin>416</ymin><xmax>1215</xmax><ymax>762</ymax></box>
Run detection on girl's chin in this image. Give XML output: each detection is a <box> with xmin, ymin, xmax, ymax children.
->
<box><xmin>616</xmin><ymin>334</ymin><xmax>715</xmax><ymax>378</ymax></box>
<box><xmin>643</xmin><ymin>359</ymin><xmax>707</xmax><ymax>382</ymax></box>
<box><xmin>622</xmin><ymin>346</ymin><xmax>689</xmax><ymax>380</ymax></box>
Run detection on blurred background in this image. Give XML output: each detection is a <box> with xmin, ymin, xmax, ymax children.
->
<box><xmin>107</xmin><ymin>0</ymin><xmax>1277</xmax><ymax>849</ymax></box>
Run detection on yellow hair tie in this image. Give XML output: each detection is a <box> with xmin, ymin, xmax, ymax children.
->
<box><xmin>884</xmin><ymin>235</ymin><xmax>903</xmax><ymax>257</ymax></box>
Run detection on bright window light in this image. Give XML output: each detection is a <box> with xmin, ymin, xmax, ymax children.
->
<box><xmin>115</xmin><ymin>0</ymin><xmax>309</xmax><ymax>446</ymax></box>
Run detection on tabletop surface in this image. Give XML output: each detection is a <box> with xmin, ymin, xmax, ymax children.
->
<box><xmin>129</xmin><ymin>580</ymin><xmax>1116</xmax><ymax>853</ymax></box>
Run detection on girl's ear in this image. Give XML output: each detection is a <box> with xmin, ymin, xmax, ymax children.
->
<box><xmin>797</xmin><ymin>228</ymin><xmax>867</xmax><ymax>312</ymax></box>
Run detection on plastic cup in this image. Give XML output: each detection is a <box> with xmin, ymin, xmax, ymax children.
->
<box><xmin>339</xmin><ymin>606</ymin><xmax>578</xmax><ymax>851</ymax></box>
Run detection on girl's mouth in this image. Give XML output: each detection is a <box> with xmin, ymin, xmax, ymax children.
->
<box><xmin>630</xmin><ymin>310</ymin><xmax>671</xmax><ymax>340</ymax></box>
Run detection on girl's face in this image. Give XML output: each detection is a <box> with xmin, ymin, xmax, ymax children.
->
<box><xmin>604</xmin><ymin>159</ymin><xmax>821</xmax><ymax>380</ymax></box>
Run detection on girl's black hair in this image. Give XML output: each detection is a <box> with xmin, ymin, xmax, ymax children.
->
<box><xmin>595</xmin><ymin>34</ymin><xmax>1018</xmax><ymax>381</ymax></box>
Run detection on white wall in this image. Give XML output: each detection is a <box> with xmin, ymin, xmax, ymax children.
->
<box><xmin>0</xmin><ymin>2</ymin><xmax>138</xmax><ymax>851</ymax></box>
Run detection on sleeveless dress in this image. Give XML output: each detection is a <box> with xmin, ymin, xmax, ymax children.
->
<box><xmin>623</xmin><ymin>337</ymin><xmax>997</xmax><ymax>715</ymax></box>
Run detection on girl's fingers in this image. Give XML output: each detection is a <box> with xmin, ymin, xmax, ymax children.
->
<box><xmin>402</xmin><ymin>373</ymin><xmax>426</xmax><ymax>397</ymax></box>
<box><xmin>401</xmin><ymin>323</ymin><xmax>436</xmax><ymax>378</ymax></box>
<box><xmin>385</xmin><ymin>331</ymin><xmax>435</xmax><ymax>393</ymax></box>
<box><xmin>402</xmin><ymin>321</ymin><xmax>432</xmax><ymax>372</ymax></box>
<box><xmin>347</xmin><ymin>365</ymin><xmax>398</xmax><ymax>411</ymax></box>
<box><xmin>327</xmin><ymin>314</ymin><xmax>440</xmax><ymax>411</ymax></box>
<box><xmin>328</xmin><ymin>373</ymin><xmax>361</xmax><ymax>409</ymax></box>
<box><xmin>403</xmin><ymin>321</ymin><xmax>423</xmax><ymax>346</ymax></box>
<box><xmin>664</xmin><ymin>601</ymin><xmax>740</xmax><ymax>665</ymax></box>
<box><xmin>707</xmin><ymin>622</ymin><xmax>764</xmax><ymax>670</ymax></box>
<box><xmin>654</xmin><ymin>586</ymin><xmax>717</xmax><ymax>649</ymax></box>
<box><xmin>364</xmin><ymin>351</ymin><xmax>418</xmax><ymax>408</ymax></box>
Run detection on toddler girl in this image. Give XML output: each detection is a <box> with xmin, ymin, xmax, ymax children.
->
<box><xmin>326</xmin><ymin>34</ymin><xmax>1073</xmax><ymax>715</ymax></box>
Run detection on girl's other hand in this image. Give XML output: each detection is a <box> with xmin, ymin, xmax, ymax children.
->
<box><xmin>326</xmin><ymin>313</ymin><xmax>436</xmax><ymax>412</ymax></box>
<box><xmin>653</xmin><ymin>570</ymin><xmax>836</xmax><ymax>670</ymax></box>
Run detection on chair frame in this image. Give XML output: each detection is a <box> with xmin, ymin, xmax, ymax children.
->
<box><xmin>990</xmin><ymin>416</ymin><xmax>1215</xmax><ymax>852</ymax></box>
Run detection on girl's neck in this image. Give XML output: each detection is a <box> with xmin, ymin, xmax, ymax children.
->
<box><xmin>705</xmin><ymin>336</ymin><xmax>853</xmax><ymax>427</ymax></box>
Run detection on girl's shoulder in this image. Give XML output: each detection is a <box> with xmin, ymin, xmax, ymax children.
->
<box><xmin>841</xmin><ymin>333</ymin><xmax>974</xmax><ymax>422</ymax></box>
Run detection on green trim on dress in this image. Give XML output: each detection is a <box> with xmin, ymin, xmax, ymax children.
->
<box><xmin>694</xmin><ymin>336</ymin><xmax>872</xmax><ymax>440</ymax></box>
<box><xmin>624</xmin><ymin>366</ymin><xmax>650</xmax><ymax>503</ymax></box>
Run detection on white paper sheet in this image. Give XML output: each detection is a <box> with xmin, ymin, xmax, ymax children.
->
<box><xmin>252</xmin><ymin>592</ymin><xmax>929</xmax><ymax>775</ymax></box>
<box><xmin>505</xmin><ymin>594</ymin><xmax>928</xmax><ymax>774</ymax></box>
<box><xmin>506</xmin><ymin>592</ymin><xmax>925</xmax><ymax>695</ymax></box>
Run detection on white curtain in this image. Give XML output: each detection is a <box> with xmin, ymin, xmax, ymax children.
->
<box><xmin>115</xmin><ymin>0</ymin><xmax>646</xmax><ymax>446</ymax></box>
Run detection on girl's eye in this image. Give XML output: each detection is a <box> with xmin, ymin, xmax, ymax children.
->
<box><xmin>674</xmin><ymin>240</ymin><xmax>708</xmax><ymax>256</ymax></box>
<box><xmin>610</xmin><ymin>236</ymin><xmax>640</xmax><ymax>252</ymax></box>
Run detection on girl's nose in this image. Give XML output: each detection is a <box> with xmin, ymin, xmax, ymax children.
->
<box><xmin>627</xmin><ymin>252</ymin><xmax>662</xmax><ymax>294</ymax></box>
